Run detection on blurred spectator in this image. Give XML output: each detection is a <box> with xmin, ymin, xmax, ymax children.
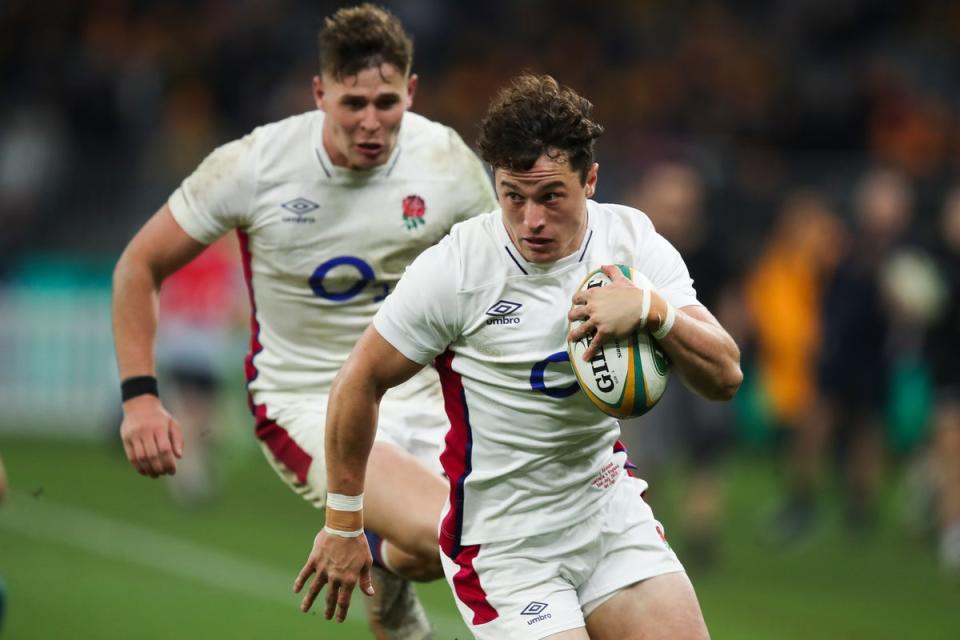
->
<box><xmin>809</xmin><ymin>168</ymin><xmax>914</xmax><ymax>538</ymax></box>
<box><xmin>745</xmin><ymin>190</ymin><xmax>844</xmax><ymax>544</ymax></box>
<box><xmin>621</xmin><ymin>161</ymin><xmax>743</xmax><ymax>569</ymax></box>
<box><xmin>831</xmin><ymin>168</ymin><xmax>913</xmax><ymax>522</ymax></box>
<box><xmin>925</xmin><ymin>189</ymin><xmax>960</xmax><ymax>574</ymax></box>
<box><xmin>0</xmin><ymin>104</ymin><xmax>68</xmax><ymax>276</ymax></box>
<box><xmin>156</xmin><ymin>236</ymin><xmax>246</xmax><ymax>506</ymax></box>
<box><xmin>142</xmin><ymin>82</ymin><xmax>221</xmax><ymax>189</ymax></box>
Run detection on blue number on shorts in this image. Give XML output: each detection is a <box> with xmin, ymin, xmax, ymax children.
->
<box><xmin>530</xmin><ymin>350</ymin><xmax>580</xmax><ymax>399</ymax></box>
<box><xmin>309</xmin><ymin>256</ymin><xmax>390</xmax><ymax>302</ymax></box>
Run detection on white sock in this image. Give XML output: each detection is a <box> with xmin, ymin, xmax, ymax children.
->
<box><xmin>380</xmin><ymin>540</ymin><xmax>398</xmax><ymax>574</ymax></box>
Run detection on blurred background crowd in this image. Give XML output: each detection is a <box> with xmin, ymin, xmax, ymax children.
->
<box><xmin>2</xmin><ymin>0</ymin><xmax>960</xmax><ymax>593</ymax></box>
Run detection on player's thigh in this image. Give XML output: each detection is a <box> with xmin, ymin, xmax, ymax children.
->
<box><xmin>364</xmin><ymin>439</ymin><xmax>446</xmax><ymax>556</ymax></box>
<box><xmin>585</xmin><ymin>571</ymin><xmax>708</xmax><ymax>640</ymax></box>
<box><xmin>577</xmin><ymin>477</ymin><xmax>682</xmax><ymax>610</ymax></box>
<box><xmin>577</xmin><ymin>477</ymin><xmax>704</xmax><ymax>639</ymax></box>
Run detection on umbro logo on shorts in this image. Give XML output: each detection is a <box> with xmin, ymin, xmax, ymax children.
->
<box><xmin>485</xmin><ymin>299</ymin><xmax>522</xmax><ymax>325</ymax></box>
<box><xmin>521</xmin><ymin>601</ymin><xmax>552</xmax><ymax>625</ymax></box>
<box><xmin>281</xmin><ymin>197</ymin><xmax>319</xmax><ymax>223</ymax></box>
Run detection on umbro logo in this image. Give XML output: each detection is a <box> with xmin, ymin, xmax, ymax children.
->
<box><xmin>521</xmin><ymin>601</ymin><xmax>552</xmax><ymax>625</ymax></box>
<box><xmin>485</xmin><ymin>299</ymin><xmax>522</xmax><ymax>325</ymax></box>
<box><xmin>281</xmin><ymin>197</ymin><xmax>318</xmax><ymax>223</ymax></box>
<box><xmin>282</xmin><ymin>197</ymin><xmax>319</xmax><ymax>214</ymax></box>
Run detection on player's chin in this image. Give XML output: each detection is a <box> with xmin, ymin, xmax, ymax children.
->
<box><xmin>350</xmin><ymin>156</ymin><xmax>384</xmax><ymax>170</ymax></box>
<box><xmin>521</xmin><ymin>245</ymin><xmax>558</xmax><ymax>263</ymax></box>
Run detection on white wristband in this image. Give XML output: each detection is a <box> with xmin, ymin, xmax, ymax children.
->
<box><xmin>323</xmin><ymin>525</ymin><xmax>364</xmax><ymax>538</ymax></box>
<box><xmin>637</xmin><ymin>287</ymin><xmax>652</xmax><ymax>329</ymax></box>
<box><xmin>651</xmin><ymin>303</ymin><xmax>677</xmax><ymax>340</ymax></box>
<box><xmin>326</xmin><ymin>492</ymin><xmax>363</xmax><ymax>512</ymax></box>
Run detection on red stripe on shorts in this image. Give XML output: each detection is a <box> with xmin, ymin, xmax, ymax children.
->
<box><xmin>251</xmin><ymin>401</ymin><xmax>312</xmax><ymax>484</ymax></box>
<box><xmin>449</xmin><ymin>543</ymin><xmax>498</xmax><ymax>625</ymax></box>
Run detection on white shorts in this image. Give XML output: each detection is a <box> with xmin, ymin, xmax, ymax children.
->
<box><xmin>251</xmin><ymin>379</ymin><xmax>448</xmax><ymax>508</ymax></box>
<box><xmin>440</xmin><ymin>476</ymin><xmax>684</xmax><ymax>640</ymax></box>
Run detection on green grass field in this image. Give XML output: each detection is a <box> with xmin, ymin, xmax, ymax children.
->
<box><xmin>1</xmin><ymin>433</ymin><xmax>957</xmax><ymax>640</ymax></box>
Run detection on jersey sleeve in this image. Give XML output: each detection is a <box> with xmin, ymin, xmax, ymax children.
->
<box><xmin>446</xmin><ymin>127</ymin><xmax>497</xmax><ymax>223</ymax></box>
<box><xmin>167</xmin><ymin>134</ymin><xmax>258</xmax><ymax>244</ymax></box>
<box><xmin>636</xmin><ymin>229</ymin><xmax>701</xmax><ymax>310</ymax></box>
<box><xmin>373</xmin><ymin>236</ymin><xmax>462</xmax><ymax>365</ymax></box>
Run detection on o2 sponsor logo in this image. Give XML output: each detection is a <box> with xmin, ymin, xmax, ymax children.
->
<box><xmin>529</xmin><ymin>351</ymin><xmax>579</xmax><ymax>399</ymax></box>
<box><xmin>309</xmin><ymin>256</ymin><xmax>390</xmax><ymax>302</ymax></box>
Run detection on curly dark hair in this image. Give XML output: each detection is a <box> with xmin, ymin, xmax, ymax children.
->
<box><xmin>477</xmin><ymin>74</ymin><xmax>604</xmax><ymax>184</ymax></box>
<box><xmin>318</xmin><ymin>4</ymin><xmax>413</xmax><ymax>79</ymax></box>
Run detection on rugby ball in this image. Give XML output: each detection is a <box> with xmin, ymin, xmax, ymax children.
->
<box><xmin>567</xmin><ymin>265</ymin><xmax>671</xmax><ymax>418</ymax></box>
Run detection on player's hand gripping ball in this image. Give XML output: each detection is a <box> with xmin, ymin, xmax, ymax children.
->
<box><xmin>567</xmin><ymin>265</ymin><xmax>671</xmax><ymax>418</ymax></box>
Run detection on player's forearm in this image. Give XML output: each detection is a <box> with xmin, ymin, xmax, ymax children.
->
<box><xmin>658</xmin><ymin>307</ymin><xmax>742</xmax><ymax>401</ymax></box>
<box><xmin>324</xmin><ymin>367</ymin><xmax>380</xmax><ymax>496</ymax></box>
<box><xmin>112</xmin><ymin>249</ymin><xmax>162</xmax><ymax>379</ymax></box>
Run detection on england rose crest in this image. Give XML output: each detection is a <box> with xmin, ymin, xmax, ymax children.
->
<box><xmin>402</xmin><ymin>195</ymin><xmax>426</xmax><ymax>230</ymax></box>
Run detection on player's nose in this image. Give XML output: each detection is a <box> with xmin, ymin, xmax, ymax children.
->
<box><xmin>360</xmin><ymin>106</ymin><xmax>380</xmax><ymax>132</ymax></box>
<box><xmin>523</xmin><ymin>201</ymin><xmax>546</xmax><ymax>230</ymax></box>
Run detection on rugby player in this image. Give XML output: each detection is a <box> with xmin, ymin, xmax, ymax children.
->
<box><xmin>296</xmin><ymin>73</ymin><xmax>742</xmax><ymax>639</ymax></box>
<box><xmin>112</xmin><ymin>6</ymin><xmax>496</xmax><ymax>638</ymax></box>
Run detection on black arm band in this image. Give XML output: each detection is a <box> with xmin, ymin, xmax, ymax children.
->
<box><xmin>121</xmin><ymin>376</ymin><xmax>159</xmax><ymax>402</ymax></box>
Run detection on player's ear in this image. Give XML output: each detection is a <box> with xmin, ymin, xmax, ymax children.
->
<box><xmin>406</xmin><ymin>73</ymin><xmax>418</xmax><ymax>108</ymax></box>
<box><xmin>585</xmin><ymin>163</ymin><xmax>599</xmax><ymax>198</ymax></box>
<box><xmin>312</xmin><ymin>75</ymin><xmax>325</xmax><ymax>110</ymax></box>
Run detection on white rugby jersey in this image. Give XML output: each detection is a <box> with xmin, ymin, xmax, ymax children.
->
<box><xmin>168</xmin><ymin>110</ymin><xmax>496</xmax><ymax>402</ymax></box>
<box><xmin>374</xmin><ymin>201</ymin><xmax>700</xmax><ymax>548</ymax></box>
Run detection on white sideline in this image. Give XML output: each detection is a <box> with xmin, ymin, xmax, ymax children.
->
<box><xmin>0</xmin><ymin>490</ymin><xmax>466</xmax><ymax>635</ymax></box>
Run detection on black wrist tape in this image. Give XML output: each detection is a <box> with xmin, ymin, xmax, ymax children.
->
<box><xmin>121</xmin><ymin>375</ymin><xmax>159</xmax><ymax>402</ymax></box>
